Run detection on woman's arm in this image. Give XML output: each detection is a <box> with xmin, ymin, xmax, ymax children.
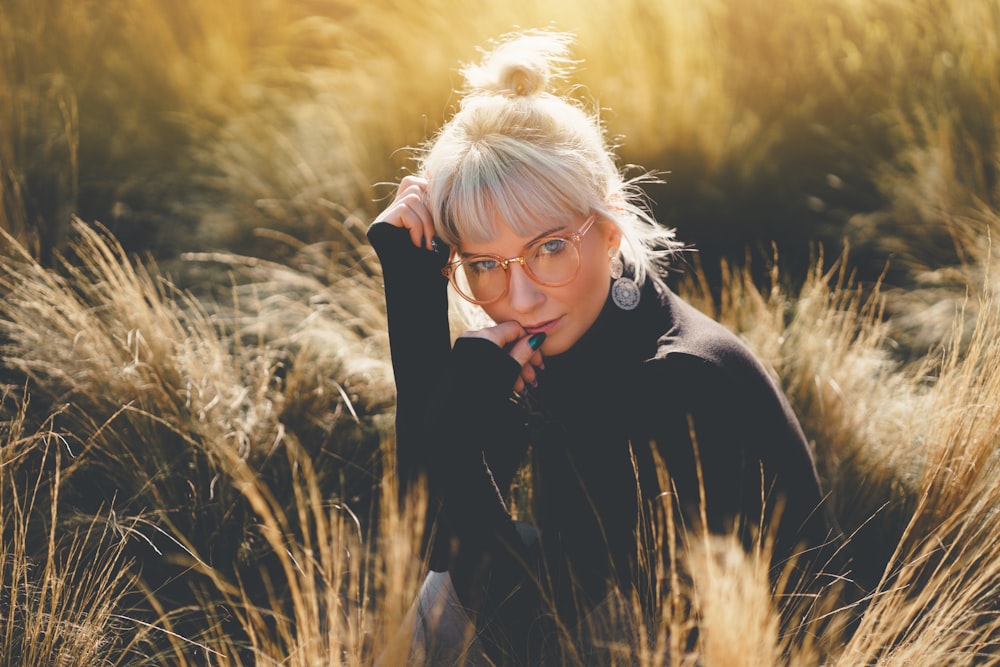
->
<box><xmin>367</xmin><ymin>221</ymin><xmax>451</xmax><ymax>500</ymax></box>
<box><xmin>367</xmin><ymin>176</ymin><xmax>456</xmax><ymax>571</ymax></box>
<box><xmin>367</xmin><ymin>178</ymin><xmax>538</xmax><ymax>579</ymax></box>
<box><xmin>422</xmin><ymin>335</ymin><xmax>543</xmax><ymax>644</ymax></box>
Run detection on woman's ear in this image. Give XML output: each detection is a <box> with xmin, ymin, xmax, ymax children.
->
<box><xmin>601</xmin><ymin>198</ymin><xmax>625</xmax><ymax>249</ymax></box>
<box><xmin>604</xmin><ymin>218</ymin><xmax>624</xmax><ymax>252</ymax></box>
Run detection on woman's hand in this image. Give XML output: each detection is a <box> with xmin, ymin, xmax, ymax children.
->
<box><xmin>375</xmin><ymin>175</ymin><xmax>436</xmax><ymax>251</ymax></box>
<box><xmin>459</xmin><ymin>321</ymin><xmax>545</xmax><ymax>396</ymax></box>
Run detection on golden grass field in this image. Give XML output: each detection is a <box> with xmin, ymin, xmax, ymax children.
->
<box><xmin>2</xmin><ymin>0</ymin><xmax>1000</xmax><ymax>664</ymax></box>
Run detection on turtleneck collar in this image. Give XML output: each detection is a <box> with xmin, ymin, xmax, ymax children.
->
<box><xmin>530</xmin><ymin>277</ymin><xmax>671</xmax><ymax>418</ymax></box>
<box><xmin>543</xmin><ymin>277</ymin><xmax>667</xmax><ymax>372</ymax></box>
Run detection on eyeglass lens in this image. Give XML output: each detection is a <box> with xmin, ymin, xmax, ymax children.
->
<box><xmin>454</xmin><ymin>237</ymin><xmax>580</xmax><ymax>303</ymax></box>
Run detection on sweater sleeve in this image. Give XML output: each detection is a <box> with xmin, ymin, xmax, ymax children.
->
<box><xmin>367</xmin><ymin>223</ymin><xmax>532</xmax><ymax>583</ymax></box>
<box><xmin>366</xmin><ymin>222</ymin><xmax>451</xmax><ymax>502</ymax></box>
<box><xmin>422</xmin><ymin>337</ymin><xmax>539</xmax><ymax>625</ymax></box>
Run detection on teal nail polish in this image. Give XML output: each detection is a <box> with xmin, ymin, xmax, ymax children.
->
<box><xmin>528</xmin><ymin>332</ymin><xmax>546</xmax><ymax>350</ymax></box>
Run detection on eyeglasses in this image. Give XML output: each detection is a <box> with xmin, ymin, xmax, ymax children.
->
<box><xmin>442</xmin><ymin>215</ymin><xmax>597</xmax><ymax>305</ymax></box>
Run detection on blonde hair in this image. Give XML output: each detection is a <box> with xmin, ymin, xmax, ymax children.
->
<box><xmin>418</xmin><ymin>29</ymin><xmax>681</xmax><ymax>290</ymax></box>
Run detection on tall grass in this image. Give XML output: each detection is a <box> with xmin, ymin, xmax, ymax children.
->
<box><xmin>3</xmin><ymin>0</ymin><xmax>995</xmax><ymax>364</ymax></box>
<box><xmin>0</xmin><ymin>389</ymin><xmax>156</xmax><ymax>665</ymax></box>
<box><xmin>4</xmin><ymin>0</ymin><xmax>998</xmax><ymax>277</ymax></box>
<box><xmin>1</xmin><ymin>214</ymin><xmax>998</xmax><ymax>663</ymax></box>
<box><xmin>2</xmin><ymin>0</ymin><xmax>1000</xmax><ymax>663</ymax></box>
<box><xmin>0</xmin><ymin>219</ymin><xmax>397</xmax><ymax>662</ymax></box>
<box><xmin>682</xmin><ymin>253</ymin><xmax>1000</xmax><ymax>664</ymax></box>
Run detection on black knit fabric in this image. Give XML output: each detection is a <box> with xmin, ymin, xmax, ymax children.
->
<box><xmin>368</xmin><ymin>221</ymin><xmax>829</xmax><ymax>659</ymax></box>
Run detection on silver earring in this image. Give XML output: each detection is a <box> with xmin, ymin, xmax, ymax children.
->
<box><xmin>609</xmin><ymin>249</ymin><xmax>640</xmax><ymax>310</ymax></box>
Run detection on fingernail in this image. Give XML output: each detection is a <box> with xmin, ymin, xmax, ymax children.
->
<box><xmin>529</xmin><ymin>379</ymin><xmax>538</xmax><ymax>389</ymax></box>
<box><xmin>527</xmin><ymin>332</ymin><xmax>546</xmax><ymax>350</ymax></box>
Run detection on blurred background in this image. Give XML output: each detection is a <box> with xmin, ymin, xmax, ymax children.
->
<box><xmin>2</xmin><ymin>1</ymin><xmax>1000</xmax><ymax>663</ymax></box>
<box><xmin>4</xmin><ymin>0</ymin><xmax>998</xmax><ymax>318</ymax></box>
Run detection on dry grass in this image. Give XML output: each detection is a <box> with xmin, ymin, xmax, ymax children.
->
<box><xmin>680</xmin><ymin>253</ymin><xmax>1000</xmax><ymax>665</ymax></box>
<box><xmin>0</xmin><ymin>390</ymin><xmax>153</xmax><ymax>666</ymax></box>
<box><xmin>0</xmin><ymin>219</ymin><xmax>397</xmax><ymax>663</ymax></box>
<box><xmin>3</xmin><ymin>0</ymin><xmax>997</xmax><ymax>273</ymax></box>
<box><xmin>2</xmin><ymin>0</ymin><xmax>1000</xmax><ymax>664</ymax></box>
<box><xmin>1</xmin><ymin>217</ymin><xmax>999</xmax><ymax>663</ymax></box>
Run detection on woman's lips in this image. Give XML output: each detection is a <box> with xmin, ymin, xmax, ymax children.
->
<box><xmin>524</xmin><ymin>317</ymin><xmax>561</xmax><ymax>335</ymax></box>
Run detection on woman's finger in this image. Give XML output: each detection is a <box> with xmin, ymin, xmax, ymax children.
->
<box><xmin>377</xmin><ymin>176</ymin><xmax>436</xmax><ymax>250</ymax></box>
<box><xmin>398</xmin><ymin>201</ymin><xmax>428</xmax><ymax>249</ymax></box>
<box><xmin>399</xmin><ymin>187</ymin><xmax>435</xmax><ymax>249</ymax></box>
<box><xmin>508</xmin><ymin>331</ymin><xmax>546</xmax><ymax>368</ymax></box>
<box><xmin>518</xmin><ymin>365</ymin><xmax>537</xmax><ymax>389</ymax></box>
<box><xmin>460</xmin><ymin>323</ymin><xmax>546</xmax><ymax>398</ymax></box>
<box><xmin>461</xmin><ymin>323</ymin><xmax>546</xmax><ymax>367</ymax></box>
<box><xmin>460</xmin><ymin>320</ymin><xmax>526</xmax><ymax>350</ymax></box>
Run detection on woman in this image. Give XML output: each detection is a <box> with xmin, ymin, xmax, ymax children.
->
<box><xmin>369</xmin><ymin>30</ymin><xmax>828</xmax><ymax>665</ymax></box>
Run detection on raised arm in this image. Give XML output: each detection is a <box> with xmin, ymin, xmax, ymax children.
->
<box><xmin>366</xmin><ymin>178</ymin><xmax>534</xmax><ymax>577</ymax></box>
<box><xmin>367</xmin><ymin>176</ymin><xmax>457</xmax><ymax>566</ymax></box>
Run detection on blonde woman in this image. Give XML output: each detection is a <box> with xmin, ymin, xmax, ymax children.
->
<box><xmin>369</xmin><ymin>30</ymin><xmax>829</xmax><ymax>665</ymax></box>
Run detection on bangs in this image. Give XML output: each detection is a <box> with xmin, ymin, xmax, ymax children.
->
<box><xmin>436</xmin><ymin>138</ymin><xmax>593</xmax><ymax>246</ymax></box>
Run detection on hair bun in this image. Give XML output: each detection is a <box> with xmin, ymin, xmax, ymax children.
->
<box><xmin>461</xmin><ymin>29</ymin><xmax>575</xmax><ymax>98</ymax></box>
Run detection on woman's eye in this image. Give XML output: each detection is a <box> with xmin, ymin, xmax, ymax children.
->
<box><xmin>467</xmin><ymin>258</ymin><xmax>500</xmax><ymax>274</ymax></box>
<box><xmin>537</xmin><ymin>238</ymin><xmax>569</xmax><ymax>255</ymax></box>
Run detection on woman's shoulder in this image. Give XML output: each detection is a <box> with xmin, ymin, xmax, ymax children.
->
<box><xmin>636</xmin><ymin>288</ymin><xmax>797</xmax><ymax>423</ymax></box>
<box><xmin>631</xmin><ymin>286</ymin><xmax>787</xmax><ymax>403</ymax></box>
<box><xmin>648</xmin><ymin>289</ymin><xmax>757</xmax><ymax>368</ymax></box>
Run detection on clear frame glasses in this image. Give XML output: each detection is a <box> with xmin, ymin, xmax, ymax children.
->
<box><xmin>441</xmin><ymin>214</ymin><xmax>597</xmax><ymax>305</ymax></box>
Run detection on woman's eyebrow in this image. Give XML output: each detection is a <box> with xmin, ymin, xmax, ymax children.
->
<box><xmin>528</xmin><ymin>225</ymin><xmax>567</xmax><ymax>243</ymax></box>
<box><xmin>459</xmin><ymin>225</ymin><xmax>569</xmax><ymax>256</ymax></box>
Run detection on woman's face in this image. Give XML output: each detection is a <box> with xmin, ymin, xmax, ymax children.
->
<box><xmin>459</xmin><ymin>211</ymin><xmax>620</xmax><ymax>356</ymax></box>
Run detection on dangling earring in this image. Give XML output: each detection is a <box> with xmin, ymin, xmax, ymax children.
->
<box><xmin>609</xmin><ymin>248</ymin><xmax>640</xmax><ymax>310</ymax></box>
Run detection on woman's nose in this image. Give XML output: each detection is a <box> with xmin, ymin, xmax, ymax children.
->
<box><xmin>507</xmin><ymin>263</ymin><xmax>544</xmax><ymax>312</ymax></box>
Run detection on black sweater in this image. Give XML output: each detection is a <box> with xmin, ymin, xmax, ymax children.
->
<box><xmin>368</xmin><ymin>222</ymin><xmax>828</xmax><ymax>622</ymax></box>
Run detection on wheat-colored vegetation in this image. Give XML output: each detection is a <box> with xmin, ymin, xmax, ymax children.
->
<box><xmin>2</xmin><ymin>0</ymin><xmax>999</xmax><ymax>664</ymax></box>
